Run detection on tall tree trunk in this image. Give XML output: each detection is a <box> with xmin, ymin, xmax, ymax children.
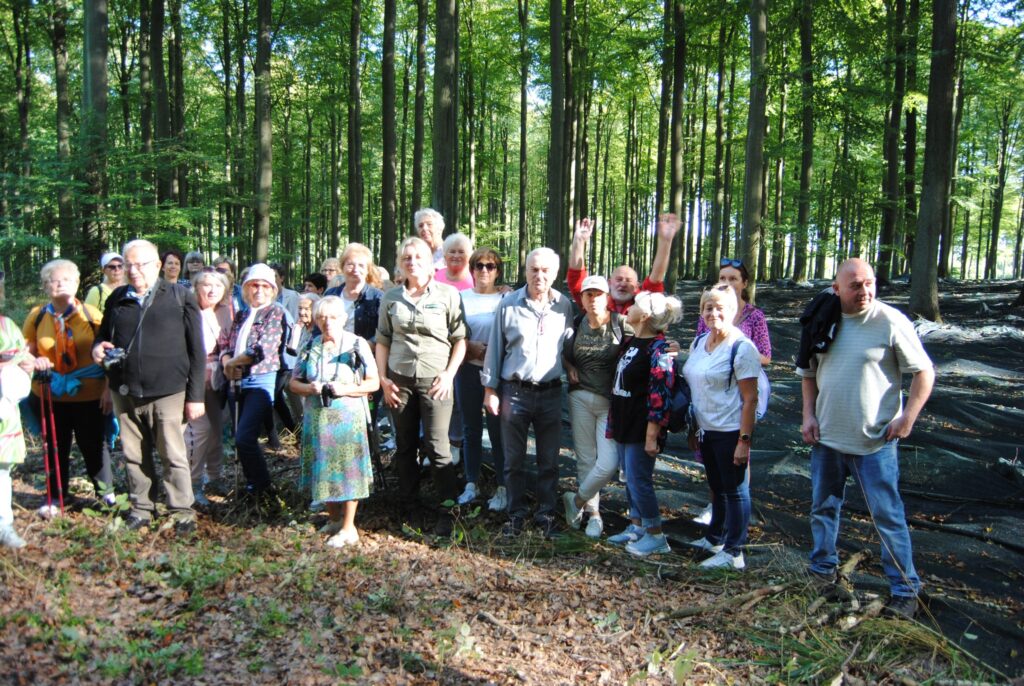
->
<box><xmin>252</xmin><ymin>0</ymin><xmax>272</xmax><ymax>261</ymax></box>
<box><xmin>217</xmin><ymin>0</ymin><xmax>232</xmax><ymax>242</ymax></box>
<box><xmin>517</xmin><ymin>0</ymin><xmax>529</xmax><ymax>272</ymax></box>
<box><xmin>432</xmin><ymin>0</ymin><xmax>459</xmax><ymax>230</ymax></box>
<box><xmin>399</xmin><ymin>40</ymin><xmax>412</xmax><ymax>233</ymax></box>
<box><xmin>233</xmin><ymin>0</ymin><xmax>249</xmax><ymax>255</ymax></box>
<box><xmin>302</xmin><ymin>99</ymin><xmax>313</xmax><ymax>275</ymax></box>
<box><xmin>281</xmin><ymin>83</ymin><xmax>294</xmax><ymax>263</ymax></box>
<box><xmin>81</xmin><ymin>0</ymin><xmax>108</xmax><ymax>266</ymax></box>
<box><xmin>412</xmin><ymin>0</ymin><xmax>428</xmax><ymax>221</ymax></box>
<box><xmin>878</xmin><ymin>0</ymin><xmax>907</xmax><ymax>282</ymax></box>
<box><xmin>139</xmin><ymin>0</ymin><xmax>155</xmax><ymax>206</ymax></box>
<box><xmin>707</xmin><ymin>19</ymin><xmax>731</xmax><ymax>281</ymax></box>
<box><xmin>381</xmin><ymin>0</ymin><xmax>397</xmax><ymax>270</ymax></box>
<box><xmin>741</xmin><ymin>0</ymin><xmax>768</xmax><ymax>303</ymax></box>
<box><xmin>348</xmin><ymin>0</ymin><xmax>364</xmax><ymax>243</ymax></box>
<box><xmin>51</xmin><ymin>0</ymin><xmax>75</xmax><ymax>250</ymax></box>
<box><xmin>654</xmin><ymin>0</ymin><xmax>672</xmax><ymax>215</ymax></box>
<box><xmin>170</xmin><ymin>0</ymin><xmax>186</xmax><ymax>206</ymax></box>
<box><xmin>665</xmin><ymin>0</ymin><xmax>686</xmax><ymax>286</ymax></box>
<box><xmin>771</xmin><ymin>41</ymin><xmax>788</xmax><ymax>281</ymax></box>
<box><xmin>329</xmin><ymin>106</ymin><xmax>341</xmax><ymax>255</ymax></box>
<box><xmin>794</xmin><ymin>0</ymin><xmax>814</xmax><ymax>282</ymax></box>
<box><xmin>151</xmin><ymin>0</ymin><xmax>173</xmax><ymax>205</ymax></box>
<box><xmin>722</xmin><ymin>46</ymin><xmax>738</xmax><ymax>260</ymax></box>
<box><xmin>545</xmin><ymin>0</ymin><xmax>565</xmax><ymax>254</ymax></box>
<box><xmin>938</xmin><ymin>0</ymin><xmax>969</xmax><ymax>278</ymax></box>
<box><xmin>901</xmin><ymin>0</ymin><xmax>920</xmax><ymax>270</ymax></box>
<box><xmin>985</xmin><ymin>101</ymin><xmax>1013</xmax><ymax>280</ymax></box>
<box><xmin>909</xmin><ymin>0</ymin><xmax>956</xmax><ymax>320</ymax></box>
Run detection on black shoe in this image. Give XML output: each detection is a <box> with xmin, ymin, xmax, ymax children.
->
<box><xmin>884</xmin><ymin>594</ymin><xmax>918</xmax><ymax>619</ymax></box>
<box><xmin>173</xmin><ymin>517</ymin><xmax>197</xmax><ymax>536</ymax></box>
<box><xmin>501</xmin><ymin>517</ymin><xmax>524</xmax><ymax>539</ymax></box>
<box><xmin>434</xmin><ymin>513</ymin><xmax>454</xmax><ymax>538</ymax></box>
<box><xmin>535</xmin><ymin>516</ymin><xmax>560</xmax><ymax>540</ymax></box>
<box><xmin>124</xmin><ymin>515</ymin><xmax>152</xmax><ymax>532</ymax></box>
<box><xmin>808</xmin><ymin>568</ymin><xmax>837</xmax><ymax>590</ymax></box>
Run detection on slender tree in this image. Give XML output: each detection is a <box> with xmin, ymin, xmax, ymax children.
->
<box><xmin>432</xmin><ymin>0</ymin><xmax>459</xmax><ymax>230</ymax></box>
<box><xmin>80</xmin><ymin>0</ymin><xmax>109</xmax><ymax>265</ymax></box>
<box><xmin>794</xmin><ymin>0</ymin><xmax>814</xmax><ymax>282</ymax></box>
<box><xmin>380</xmin><ymin>0</ymin><xmax>397</xmax><ymax>270</ymax></box>
<box><xmin>546</xmin><ymin>0</ymin><xmax>565</xmax><ymax>254</ymax></box>
<box><xmin>253</xmin><ymin>0</ymin><xmax>272</xmax><ymax>261</ymax></box>
<box><xmin>741</xmin><ymin>0</ymin><xmax>768</xmax><ymax>303</ymax></box>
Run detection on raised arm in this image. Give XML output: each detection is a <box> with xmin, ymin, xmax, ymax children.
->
<box><xmin>568</xmin><ymin>218</ymin><xmax>593</xmax><ymax>271</ymax></box>
<box><xmin>647</xmin><ymin>213</ymin><xmax>680</xmax><ymax>286</ymax></box>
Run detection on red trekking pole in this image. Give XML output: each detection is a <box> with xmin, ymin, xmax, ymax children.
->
<box><xmin>38</xmin><ymin>377</ymin><xmax>64</xmax><ymax>516</ymax></box>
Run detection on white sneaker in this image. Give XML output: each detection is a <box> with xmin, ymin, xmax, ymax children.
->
<box><xmin>584</xmin><ymin>515</ymin><xmax>604</xmax><ymax>539</ymax></box>
<box><xmin>626</xmin><ymin>532</ymin><xmax>671</xmax><ymax>557</ymax></box>
<box><xmin>487</xmin><ymin>486</ymin><xmax>507</xmax><ymax>512</ymax></box>
<box><xmin>326</xmin><ymin>530</ymin><xmax>359</xmax><ymax>548</ymax></box>
<box><xmin>692</xmin><ymin>503</ymin><xmax>713</xmax><ymax>525</ymax></box>
<box><xmin>0</xmin><ymin>526</ymin><xmax>26</xmax><ymax>549</ymax></box>
<box><xmin>699</xmin><ymin>550</ymin><xmax>745</xmax><ymax>570</ymax></box>
<box><xmin>457</xmin><ymin>482</ymin><xmax>478</xmax><ymax>505</ymax></box>
<box><xmin>687</xmin><ymin>536</ymin><xmax>724</xmax><ymax>553</ymax></box>
<box><xmin>37</xmin><ymin>504</ymin><xmax>61</xmax><ymax>520</ymax></box>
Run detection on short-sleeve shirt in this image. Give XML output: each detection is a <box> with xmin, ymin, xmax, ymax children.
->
<box><xmin>684</xmin><ymin>329</ymin><xmax>761</xmax><ymax>432</ymax></box>
<box><xmin>570</xmin><ymin>313</ymin><xmax>631</xmax><ymax>395</ymax></box>
<box><xmin>23</xmin><ymin>302</ymin><xmax>104</xmax><ymax>402</ymax></box>
<box><xmin>461</xmin><ymin>290</ymin><xmax>504</xmax><ymax>367</ymax></box>
<box><xmin>435</xmin><ymin>268</ymin><xmax>474</xmax><ymax>291</ymax></box>
<box><xmin>797</xmin><ymin>300</ymin><xmax>932</xmax><ymax>455</ymax></box>
<box><xmin>376</xmin><ymin>280</ymin><xmax>467</xmax><ymax>378</ymax></box>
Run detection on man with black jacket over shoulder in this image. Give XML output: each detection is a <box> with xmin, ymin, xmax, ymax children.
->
<box><xmin>92</xmin><ymin>239</ymin><xmax>206</xmax><ymax>534</ymax></box>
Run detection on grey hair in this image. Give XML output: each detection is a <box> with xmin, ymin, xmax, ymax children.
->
<box><xmin>298</xmin><ymin>292</ymin><xmax>321</xmax><ymax>306</ymax></box>
<box><xmin>633</xmin><ymin>291</ymin><xmax>683</xmax><ymax>332</ymax></box>
<box><xmin>526</xmin><ymin>247</ymin><xmax>560</xmax><ymax>273</ymax></box>
<box><xmin>314</xmin><ymin>294</ymin><xmax>347</xmax><ymax>324</ymax></box>
<box><xmin>122</xmin><ymin>239</ymin><xmax>159</xmax><ymax>259</ymax></box>
<box><xmin>192</xmin><ymin>269</ymin><xmax>231</xmax><ymax>305</ymax></box>
<box><xmin>184</xmin><ymin>251</ymin><xmax>205</xmax><ymax>265</ymax></box>
<box><xmin>40</xmin><ymin>259</ymin><xmax>80</xmax><ymax>286</ymax></box>
<box><xmin>442</xmin><ymin>232</ymin><xmax>473</xmax><ymax>255</ymax></box>
<box><xmin>413</xmin><ymin>208</ymin><xmax>445</xmax><ymax>234</ymax></box>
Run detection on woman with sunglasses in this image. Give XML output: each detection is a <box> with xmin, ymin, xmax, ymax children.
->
<box><xmin>84</xmin><ymin>253</ymin><xmax>126</xmax><ymax>312</ymax></box>
<box><xmin>691</xmin><ymin>257</ymin><xmax>772</xmax><ymax>526</ymax></box>
<box><xmin>455</xmin><ymin>248</ymin><xmax>507</xmax><ymax>509</ymax></box>
<box><xmin>221</xmin><ymin>263</ymin><xmax>289</xmax><ymax>510</ymax></box>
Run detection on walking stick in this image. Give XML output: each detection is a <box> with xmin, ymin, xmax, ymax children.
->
<box><xmin>231</xmin><ymin>379</ymin><xmax>242</xmax><ymax>497</ymax></box>
<box><xmin>38</xmin><ymin>378</ymin><xmax>64</xmax><ymax>515</ymax></box>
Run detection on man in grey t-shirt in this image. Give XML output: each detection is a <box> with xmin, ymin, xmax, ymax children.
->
<box><xmin>798</xmin><ymin>258</ymin><xmax>935</xmax><ymax>618</ymax></box>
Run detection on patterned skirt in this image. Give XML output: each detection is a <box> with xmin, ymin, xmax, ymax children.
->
<box><xmin>299</xmin><ymin>397</ymin><xmax>372</xmax><ymax>506</ymax></box>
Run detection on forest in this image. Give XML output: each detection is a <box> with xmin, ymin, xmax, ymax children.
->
<box><xmin>0</xmin><ymin>0</ymin><xmax>1022</xmax><ymax>320</ymax></box>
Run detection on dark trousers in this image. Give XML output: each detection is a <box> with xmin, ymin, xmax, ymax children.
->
<box><xmin>701</xmin><ymin>430</ymin><xmax>751</xmax><ymax>554</ymax></box>
<box><xmin>389</xmin><ymin>370</ymin><xmax>458</xmax><ymax>507</ymax></box>
<box><xmin>32</xmin><ymin>395</ymin><xmax>111</xmax><ymax>499</ymax></box>
<box><xmin>236</xmin><ymin>386</ymin><xmax>274</xmax><ymax>492</ymax></box>
<box><xmin>499</xmin><ymin>383</ymin><xmax>562</xmax><ymax>521</ymax></box>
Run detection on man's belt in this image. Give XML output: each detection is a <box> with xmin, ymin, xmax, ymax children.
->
<box><xmin>505</xmin><ymin>378</ymin><xmax>561</xmax><ymax>391</ymax></box>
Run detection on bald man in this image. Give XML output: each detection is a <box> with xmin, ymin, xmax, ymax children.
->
<box><xmin>567</xmin><ymin>214</ymin><xmax>680</xmax><ymax>314</ymax></box>
<box><xmin>798</xmin><ymin>258</ymin><xmax>935</xmax><ymax>618</ymax></box>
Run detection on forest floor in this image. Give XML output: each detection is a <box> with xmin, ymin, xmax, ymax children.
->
<box><xmin>1</xmin><ymin>279</ymin><xmax>1022</xmax><ymax>685</ymax></box>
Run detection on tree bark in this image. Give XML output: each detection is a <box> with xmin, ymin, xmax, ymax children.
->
<box><xmin>901</xmin><ymin>0</ymin><xmax>920</xmax><ymax>270</ymax></box>
<box><xmin>666</xmin><ymin>0</ymin><xmax>686</xmax><ymax>286</ymax></box>
<box><xmin>517</xmin><ymin>0</ymin><xmax>529</xmax><ymax>274</ymax></box>
<box><xmin>707</xmin><ymin>19</ymin><xmax>731</xmax><ymax>281</ymax></box>
<box><xmin>51</xmin><ymin>0</ymin><xmax>74</xmax><ymax>250</ymax></box>
<box><xmin>546</xmin><ymin>0</ymin><xmax>565</xmax><ymax>254</ymax></box>
<box><xmin>771</xmin><ymin>40</ymin><xmax>788</xmax><ymax>281</ymax></box>
<box><xmin>654</xmin><ymin>0</ymin><xmax>672</xmax><ymax>216</ymax></box>
<box><xmin>80</xmin><ymin>0</ymin><xmax>108</xmax><ymax>267</ymax></box>
<box><xmin>380</xmin><ymin>0</ymin><xmax>398</xmax><ymax>271</ymax></box>
<box><xmin>348</xmin><ymin>0</ymin><xmax>364</xmax><ymax>243</ymax></box>
<box><xmin>794</xmin><ymin>0</ymin><xmax>814</xmax><ymax>283</ymax></box>
<box><xmin>252</xmin><ymin>0</ymin><xmax>272</xmax><ymax>261</ymax></box>
<box><xmin>741</xmin><ymin>0</ymin><xmax>768</xmax><ymax>303</ymax></box>
<box><xmin>432</xmin><ymin>0</ymin><xmax>459</xmax><ymax>231</ymax></box>
<box><xmin>984</xmin><ymin>101</ymin><xmax>1013</xmax><ymax>280</ymax></box>
<box><xmin>412</xmin><ymin>0</ymin><xmax>428</xmax><ymax>222</ymax></box>
<box><xmin>139</xmin><ymin>0</ymin><xmax>154</xmax><ymax>206</ymax></box>
<box><xmin>151</xmin><ymin>0</ymin><xmax>173</xmax><ymax>204</ymax></box>
<box><xmin>170</xmin><ymin>0</ymin><xmax>186</xmax><ymax>206</ymax></box>
<box><xmin>878</xmin><ymin>0</ymin><xmax>907</xmax><ymax>282</ymax></box>
<box><xmin>909</xmin><ymin>0</ymin><xmax>957</xmax><ymax>321</ymax></box>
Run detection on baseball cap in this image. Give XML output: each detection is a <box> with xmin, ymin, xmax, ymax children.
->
<box><xmin>101</xmin><ymin>252</ymin><xmax>124</xmax><ymax>269</ymax></box>
<box><xmin>580</xmin><ymin>275</ymin><xmax>609</xmax><ymax>294</ymax></box>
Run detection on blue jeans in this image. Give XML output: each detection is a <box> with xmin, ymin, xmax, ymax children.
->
<box><xmin>619</xmin><ymin>442</ymin><xmax>661</xmax><ymax>529</ymax></box>
<box><xmin>700</xmin><ymin>430</ymin><xmax>750</xmax><ymax>555</ymax></box>
<box><xmin>456</xmin><ymin>364</ymin><xmax>504</xmax><ymax>486</ymax></box>
<box><xmin>500</xmin><ymin>383</ymin><xmax>561</xmax><ymax>521</ymax></box>
<box><xmin>236</xmin><ymin>386</ymin><xmax>274</xmax><ymax>493</ymax></box>
<box><xmin>810</xmin><ymin>441</ymin><xmax>921</xmax><ymax>597</ymax></box>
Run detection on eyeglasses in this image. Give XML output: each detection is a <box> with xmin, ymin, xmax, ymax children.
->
<box><xmin>720</xmin><ymin>258</ymin><xmax>744</xmax><ymax>269</ymax></box>
<box><xmin>247</xmin><ymin>282</ymin><xmax>274</xmax><ymax>290</ymax></box>
<box><xmin>105</xmin><ymin>263</ymin><xmax>124</xmax><ymax>271</ymax></box>
<box><xmin>126</xmin><ymin>259</ymin><xmax>158</xmax><ymax>271</ymax></box>
<box><xmin>473</xmin><ymin>263</ymin><xmax>498</xmax><ymax>272</ymax></box>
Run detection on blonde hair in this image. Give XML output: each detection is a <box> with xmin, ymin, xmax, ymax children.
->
<box><xmin>40</xmin><ymin>259</ymin><xmax>80</xmax><ymax>287</ymax></box>
<box><xmin>633</xmin><ymin>291</ymin><xmax>683</xmax><ymax>333</ymax></box>
<box><xmin>314</xmin><ymin>294</ymin><xmax>348</xmax><ymax>325</ymax></box>
<box><xmin>340</xmin><ymin>242</ymin><xmax>382</xmax><ymax>288</ymax></box>
<box><xmin>698</xmin><ymin>283</ymin><xmax>738</xmax><ymax>315</ymax></box>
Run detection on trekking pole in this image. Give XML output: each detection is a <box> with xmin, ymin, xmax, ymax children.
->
<box><xmin>39</xmin><ymin>375</ymin><xmax>53</xmax><ymax>513</ymax></box>
<box><xmin>38</xmin><ymin>379</ymin><xmax>65</xmax><ymax>516</ymax></box>
<box><xmin>231</xmin><ymin>379</ymin><xmax>242</xmax><ymax>497</ymax></box>
<box><xmin>44</xmin><ymin>383</ymin><xmax>64</xmax><ymax>515</ymax></box>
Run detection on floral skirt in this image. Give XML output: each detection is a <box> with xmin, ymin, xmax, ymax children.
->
<box><xmin>299</xmin><ymin>397</ymin><xmax>372</xmax><ymax>506</ymax></box>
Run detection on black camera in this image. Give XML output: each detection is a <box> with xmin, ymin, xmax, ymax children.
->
<box><xmin>102</xmin><ymin>347</ymin><xmax>127</xmax><ymax>371</ymax></box>
<box><xmin>319</xmin><ymin>383</ymin><xmax>338</xmax><ymax>408</ymax></box>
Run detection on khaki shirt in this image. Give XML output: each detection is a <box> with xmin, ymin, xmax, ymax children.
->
<box><xmin>377</xmin><ymin>280</ymin><xmax>466</xmax><ymax>378</ymax></box>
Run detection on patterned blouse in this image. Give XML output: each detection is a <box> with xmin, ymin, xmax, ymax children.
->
<box><xmin>696</xmin><ymin>302</ymin><xmax>772</xmax><ymax>360</ymax></box>
<box><xmin>606</xmin><ymin>334</ymin><xmax>674</xmax><ymax>446</ymax></box>
<box><xmin>223</xmin><ymin>302</ymin><xmax>288</xmax><ymax>376</ymax></box>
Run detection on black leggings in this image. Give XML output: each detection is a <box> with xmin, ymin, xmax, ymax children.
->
<box><xmin>32</xmin><ymin>395</ymin><xmax>112</xmax><ymax>498</ymax></box>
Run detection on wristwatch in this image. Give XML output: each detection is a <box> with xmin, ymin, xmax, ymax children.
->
<box><xmin>738</xmin><ymin>433</ymin><xmax>752</xmax><ymax>443</ymax></box>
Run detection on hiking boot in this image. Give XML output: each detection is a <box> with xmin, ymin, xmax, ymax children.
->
<box><xmin>584</xmin><ymin>515</ymin><xmax>604</xmax><ymax>539</ymax></box>
<box><xmin>699</xmin><ymin>550</ymin><xmax>746</xmax><ymax>570</ymax></box>
<box><xmin>884</xmin><ymin>594</ymin><xmax>918</xmax><ymax>619</ymax></box>
<box><xmin>501</xmin><ymin>517</ymin><xmax>524</xmax><ymax>539</ymax></box>
<box><xmin>457</xmin><ymin>482</ymin><xmax>478</xmax><ymax>505</ymax></box>
<box><xmin>607</xmin><ymin>523</ymin><xmax>645</xmax><ymax>545</ymax></box>
<box><xmin>434</xmin><ymin>512</ymin><xmax>455</xmax><ymax>538</ymax></box>
<box><xmin>626</xmin><ymin>532</ymin><xmax>671</xmax><ymax>557</ymax></box>
<box><xmin>173</xmin><ymin>517</ymin><xmax>197</xmax><ymax>536</ymax></box>
<box><xmin>687</xmin><ymin>536</ymin><xmax>724</xmax><ymax>554</ymax></box>
<box><xmin>124</xmin><ymin>515</ymin><xmax>152</xmax><ymax>532</ymax></box>
<box><xmin>0</xmin><ymin>526</ymin><xmax>26</xmax><ymax>549</ymax></box>
<box><xmin>562</xmin><ymin>492</ymin><xmax>582</xmax><ymax>529</ymax></box>
<box><xmin>487</xmin><ymin>487</ymin><xmax>507</xmax><ymax>512</ymax></box>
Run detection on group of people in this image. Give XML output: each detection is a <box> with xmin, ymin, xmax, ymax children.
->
<box><xmin>0</xmin><ymin>207</ymin><xmax>933</xmax><ymax>617</ymax></box>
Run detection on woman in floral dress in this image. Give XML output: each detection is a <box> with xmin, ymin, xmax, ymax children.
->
<box><xmin>290</xmin><ymin>295</ymin><xmax>379</xmax><ymax>548</ymax></box>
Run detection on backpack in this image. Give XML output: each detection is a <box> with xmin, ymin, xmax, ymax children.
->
<box><xmin>666</xmin><ymin>356</ymin><xmax>693</xmax><ymax>433</ymax></box>
<box><xmin>726</xmin><ymin>338</ymin><xmax>771</xmax><ymax>421</ymax></box>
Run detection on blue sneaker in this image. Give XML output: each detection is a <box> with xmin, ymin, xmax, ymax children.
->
<box><xmin>626</xmin><ymin>533</ymin><xmax>671</xmax><ymax>557</ymax></box>
<box><xmin>607</xmin><ymin>523</ymin><xmax>645</xmax><ymax>545</ymax></box>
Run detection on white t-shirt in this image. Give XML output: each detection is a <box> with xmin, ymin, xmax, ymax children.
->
<box><xmin>683</xmin><ymin>329</ymin><xmax>761</xmax><ymax>432</ymax></box>
<box><xmin>460</xmin><ymin>290</ymin><xmax>503</xmax><ymax>366</ymax></box>
<box><xmin>341</xmin><ymin>293</ymin><xmax>357</xmax><ymax>333</ymax></box>
<box><xmin>797</xmin><ymin>300</ymin><xmax>932</xmax><ymax>455</ymax></box>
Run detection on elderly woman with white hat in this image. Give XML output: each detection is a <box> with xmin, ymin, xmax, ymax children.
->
<box><xmin>84</xmin><ymin>252</ymin><xmax>126</xmax><ymax>312</ymax></box>
<box><xmin>220</xmin><ymin>263</ymin><xmax>290</xmax><ymax>508</ymax></box>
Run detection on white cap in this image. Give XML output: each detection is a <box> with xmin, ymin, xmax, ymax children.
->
<box><xmin>243</xmin><ymin>263</ymin><xmax>277</xmax><ymax>287</ymax></box>
<box><xmin>100</xmin><ymin>252</ymin><xmax>124</xmax><ymax>269</ymax></box>
<box><xmin>580</xmin><ymin>275</ymin><xmax>609</xmax><ymax>294</ymax></box>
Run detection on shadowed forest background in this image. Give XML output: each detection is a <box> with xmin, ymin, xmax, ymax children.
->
<box><xmin>0</xmin><ymin>0</ymin><xmax>1022</xmax><ymax>313</ymax></box>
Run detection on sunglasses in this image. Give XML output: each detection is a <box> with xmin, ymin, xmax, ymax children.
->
<box><xmin>473</xmin><ymin>262</ymin><xmax>498</xmax><ymax>272</ymax></box>
<box><xmin>720</xmin><ymin>258</ymin><xmax>744</xmax><ymax>269</ymax></box>
<box><xmin>105</xmin><ymin>263</ymin><xmax>124</xmax><ymax>271</ymax></box>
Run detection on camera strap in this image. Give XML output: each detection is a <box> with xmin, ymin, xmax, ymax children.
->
<box><xmin>115</xmin><ymin>285</ymin><xmax>160</xmax><ymax>358</ymax></box>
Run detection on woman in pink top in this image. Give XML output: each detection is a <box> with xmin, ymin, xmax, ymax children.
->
<box><xmin>434</xmin><ymin>232</ymin><xmax>475</xmax><ymax>291</ymax></box>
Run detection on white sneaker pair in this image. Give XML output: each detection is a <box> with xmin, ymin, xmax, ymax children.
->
<box><xmin>487</xmin><ymin>486</ymin><xmax>507</xmax><ymax>512</ymax></box>
<box><xmin>699</xmin><ymin>550</ymin><xmax>745</xmax><ymax>570</ymax></box>
<box><xmin>326</xmin><ymin>530</ymin><xmax>360</xmax><ymax>548</ymax></box>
